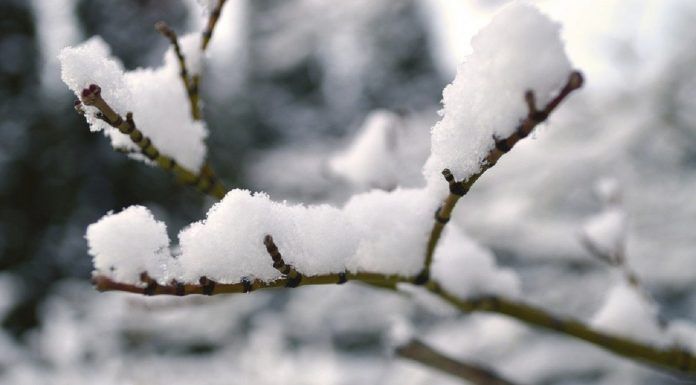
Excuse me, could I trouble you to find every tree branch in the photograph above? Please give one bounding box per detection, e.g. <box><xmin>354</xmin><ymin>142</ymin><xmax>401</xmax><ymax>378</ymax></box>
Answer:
<box><xmin>396</xmin><ymin>339</ymin><xmax>523</xmax><ymax>385</ymax></box>
<box><xmin>416</xmin><ymin>71</ymin><xmax>585</xmax><ymax>284</ymax></box>
<box><xmin>78</xmin><ymin>84</ymin><xmax>227</xmax><ymax>199</ymax></box>
<box><xmin>86</xmin><ymin>70</ymin><xmax>696</xmax><ymax>375</ymax></box>
<box><xmin>92</xmin><ymin>267</ymin><xmax>696</xmax><ymax>376</ymax></box>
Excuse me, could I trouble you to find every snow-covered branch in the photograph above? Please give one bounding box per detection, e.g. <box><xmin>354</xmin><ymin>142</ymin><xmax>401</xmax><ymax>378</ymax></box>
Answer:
<box><xmin>76</xmin><ymin>84</ymin><xmax>226</xmax><ymax>199</ymax></box>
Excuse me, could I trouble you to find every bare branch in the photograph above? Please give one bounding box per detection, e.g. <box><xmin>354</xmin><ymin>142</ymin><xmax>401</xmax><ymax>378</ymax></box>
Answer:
<box><xmin>78</xmin><ymin>84</ymin><xmax>227</xmax><ymax>199</ymax></box>
<box><xmin>396</xmin><ymin>339</ymin><xmax>523</xmax><ymax>385</ymax></box>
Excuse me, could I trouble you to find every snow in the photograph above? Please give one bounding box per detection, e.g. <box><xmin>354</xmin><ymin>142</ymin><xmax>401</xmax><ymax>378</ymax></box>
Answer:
<box><xmin>86</xmin><ymin>206</ymin><xmax>176</xmax><ymax>285</ymax></box>
<box><xmin>581</xmin><ymin>208</ymin><xmax>626</xmax><ymax>261</ymax></box>
<box><xmin>329</xmin><ymin>110</ymin><xmax>403</xmax><ymax>189</ymax></box>
<box><xmin>591</xmin><ymin>281</ymin><xmax>665</xmax><ymax>345</ymax></box>
<box><xmin>343</xmin><ymin>188</ymin><xmax>439</xmax><ymax>276</ymax></box>
<box><xmin>177</xmin><ymin>190</ymin><xmax>357</xmax><ymax>283</ymax></box>
<box><xmin>32</xmin><ymin>0</ymin><xmax>81</xmax><ymax>94</ymax></box>
<box><xmin>666</xmin><ymin>320</ymin><xmax>696</xmax><ymax>353</ymax></box>
<box><xmin>177</xmin><ymin>187</ymin><xmax>438</xmax><ymax>283</ymax></box>
<box><xmin>432</xmin><ymin>226</ymin><xmax>521</xmax><ymax>298</ymax></box>
<box><xmin>424</xmin><ymin>2</ymin><xmax>573</xmax><ymax>184</ymax></box>
<box><xmin>581</xmin><ymin>180</ymin><xmax>626</xmax><ymax>263</ymax></box>
<box><xmin>81</xmin><ymin>2</ymin><xmax>573</xmax><ymax>287</ymax></box>
<box><xmin>92</xmin><ymin>186</ymin><xmax>437</xmax><ymax>285</ymax></box>
<box><xmin>60</xmin><ymin>36</ymin><xmax>208</xmax><ymax>171</ymax></box>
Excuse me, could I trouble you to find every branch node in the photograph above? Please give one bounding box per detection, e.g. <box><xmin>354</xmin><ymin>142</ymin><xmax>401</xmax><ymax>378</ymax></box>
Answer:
<box><xmin>199</xmin><ymin>276</ymin><xmax>216</xmax><ymax>295</ymax></box>
<box><xmin>242</xmin><ymin>277</ymin><xmax>253</xmax><ymax>293</ymax></box>
<box><xmin>171</xmin><ymin>279</ymin><xmax>185</xmax><ymax>296</ymax></box>
<box><xmin>413</xmin><ymin>269</ymin><xmax>430</xmax><ymax>285</ymax></box>
<box><xmin>434</xmin><ymin>207</ymin><xmax>449</xmax><ymax>224</ymax></box>
<box><xmin>140</xmin><ymin>272</ymin><xmax>158</xmax><ymax>296</ymax></box>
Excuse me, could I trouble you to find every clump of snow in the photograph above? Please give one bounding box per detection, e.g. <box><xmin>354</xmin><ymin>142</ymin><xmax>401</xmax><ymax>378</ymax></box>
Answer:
<box><xmin>329</xmin><ymin>110</ymin><xmax>402</xmax><ymax>189</ymax></box>
<box><xmin>60</xmin><ymin>35</ymin><xmax>208</xmax><ymax>171</ymax></box>
<box><xmin>86</xmin><ymin>206</ymin><xmax>176</xmax><ymax>285</ymax></box>
<box><xmin>595</xmin><ymin>177</ymin><xmax>622</xmax><ymax>205</ymax></box>
<box><xmin>591</xmin><ymin>281</ymin><xmax>665</xmax><ymax>345</ymax></box>
<box><xmin>386</xmin><ymin>316</ymin><xmax>415</xmax><ymax>348</ymax></box>
<box><xmin>177</xmin><ymin>190</ymin><xmax>358</xmax><ymax>283</ymax></box>
<box><xmin>666</xmin><ymin>320</ymin><xmax>696</xmax><ymax>353</ymax></box>
<box><xmin>424</xmin><ymin>2</ymin><xmax>573</xmax><ymax>184</ymax></box>
<box><xmin>432</xmin><ymin>226</ymin><xmax>520</xmax><ymax>298</ymax></box>
<box><xmin>344</xmin><ymin>188</ymin><xmax>439</xmax><ymax>276</ymax></box>
<box><xmin>581</xmin><ymin>178</ymin><xmax>627</xmax><ymax>263</ymax></box>
<box><xmin>94</xmin><ymin>185</ymin><xmax>437</xmax><ymax>285</ymax></box>
<box><xmin>581</xmin><ymin>208</ymin><xmax>626</xmax><ymax>261</ymax></box>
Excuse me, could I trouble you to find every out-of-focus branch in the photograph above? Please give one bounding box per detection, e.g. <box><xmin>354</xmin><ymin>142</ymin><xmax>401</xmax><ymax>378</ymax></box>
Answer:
<box><xmin>415</xmin><ymin>71</ymin><xmax>585</xmax><ymax>284</ymax></box>
<box><xmin>78</xmin><ymin>84</ymin><xmax>226</xmax><ymax>199</ymax></box>
<box><xmin>92</xmin><ymin>266</ymin><xmax>696</xmax><ymax>376</ymax></box>
<box><xmin>396</xmin><ymin>339</ymin><xmax>522</xmax><ymax>385</ymax></box>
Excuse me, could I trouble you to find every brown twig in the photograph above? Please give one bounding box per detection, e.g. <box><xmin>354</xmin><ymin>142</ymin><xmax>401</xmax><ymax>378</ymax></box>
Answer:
<box><xmin>201</xmin><ymin>0</ymin><xmax>228</xmax><ymax>51</ymax></box>
<box><xmin>396</xmin><ymin>339</ymin><xmax>523</xmax><ymax>385</ymax></box>
<box><xmin>78</xmin><ymin>84</ymin><xmax>226</xmax><ymax>199</ymax></box>
<box><xmin>264</xmin><ymin>234</ymin><xmax>303</xmax><ymax>288</ymax></box>
<box><xmin>416</xmin><ymin>71</ymin><xmax>584</xmax><ymax>284</ymax></box>
<box><xmin>155</xmin><ymin>21</ymin><xmax>202</xmax><ymax>120</ymax></box>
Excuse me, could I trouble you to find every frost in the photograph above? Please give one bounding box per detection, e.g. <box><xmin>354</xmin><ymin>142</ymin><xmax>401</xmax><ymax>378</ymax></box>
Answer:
<box><xmin>86</xmin><ymin>206</ymin><xmax>175</xmax><ymax>285</ymax></box>
<box><xmin>432</xmin><ymin>226</ymin><xmax>520</xmax><ymax>298</ymax></box>
<box><xmin>424</xmin><ymin>2</ymin><xmax>572</xmax><ymax>184</ymax></box>
<box><xmin>59</xmin><ymin>36</ymin><xmax>208</xmax><ymax>171</ymax></box>
<box><xmin>591</xmin><ymin>281</ymin><xmax>664</xmax><ymax>345</ymax></box>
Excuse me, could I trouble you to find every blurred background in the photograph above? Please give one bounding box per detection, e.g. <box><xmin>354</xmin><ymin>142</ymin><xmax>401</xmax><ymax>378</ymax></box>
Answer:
<box><xmin>0</xmin><ymin>0</ymin><xmax>695</xmax><ymax>383</ymax></box>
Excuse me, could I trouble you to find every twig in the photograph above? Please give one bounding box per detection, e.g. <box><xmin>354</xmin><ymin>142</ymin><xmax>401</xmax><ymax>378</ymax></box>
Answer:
<box><xmin>396</xmin><ymin>339</ymin><xmax>522</xmax><ymax>385</ymax></box>
<box><xmin>416</xmin><ymin>71</ymin><xmax>585</xmax><ymax>284</ymax></box>
<box><xmin>201</xmin><ymin>0</ymin><xmax>228</xmax><ymax>51</ymax></box>
<box><xmin>155</xmin><ymin>21</ymin><xmax>202</xmax><ymax>120</ymax></box>
<box><xmin>78</xmin><ymin>84</ymin><xmax>226</xmax><ymax>199</ymax></box>
<box><xmin>92</xmin><ymin>270</ymin><xmax>696</xmax><ymax>375</ymax></box>
<box><xmin>182</xmin><ymin>0</ymin><xmax>229</xmax><ymax>118</ymax></box>
<box><xmin>264</xmin><ymin>234</ymin><xmax>303</xmax><ymax>288</ymax></box>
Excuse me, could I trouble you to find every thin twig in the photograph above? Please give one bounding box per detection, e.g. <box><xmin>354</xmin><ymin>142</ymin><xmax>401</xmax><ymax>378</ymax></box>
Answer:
<box><xmin>416</xmin><ymin>71</ymin><xmax>585</xmax><ymax>284</ymax></box>
<box><xmin>396</xmin><ymin>339</ymin><xmax>523</xmax><ymax>385</ymax></box>
<box><xmin>264</xmin><ymin>234</ymin><xmax>303</xmax><ymax>288</ymax></box>
<box><xmin>78</xmin><ymin>84</ymin><xmax>226</xmax><ymax>199</ymax></box>
<box><xmin>155</xmin><ymin>21</ymin><xmax>202</xmax><ymax>120</ymax></box>
<box><xmin>201</xmin><ymin>0</ymin><xmax>228</xmax><ymax>51</ymax></box>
